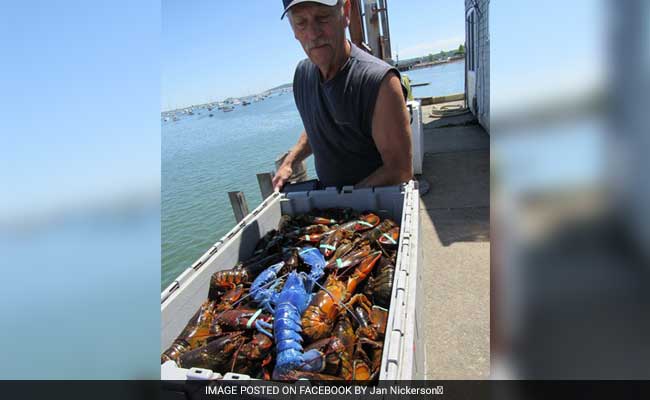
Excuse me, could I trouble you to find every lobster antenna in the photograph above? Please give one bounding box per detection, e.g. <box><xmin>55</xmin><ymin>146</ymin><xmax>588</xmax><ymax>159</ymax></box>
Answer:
<box><xmin>377</xmin><ymin>241</ymin><xmax>391</xmax><ymax>258</ymax></box>
<box><xmin>312</xmin><ymin>279</ymin><xmax>363</xmax><ymax>326</ymax></box>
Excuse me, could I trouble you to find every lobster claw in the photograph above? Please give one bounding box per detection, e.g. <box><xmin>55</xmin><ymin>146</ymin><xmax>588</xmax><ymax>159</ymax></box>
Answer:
<box><xmin>301</xmin><ymin>348</ymin><xmax>327</xmax><ymax>372</ymax></box>
<box><xmin>298</xmin><ymin>247</ymin><xmax>326</xmax><ymax>291</ymax></box>
<box><xmin>251</xmin><ymin>261</ymin><xmax>285</xmax><ymax>312</ymax></box>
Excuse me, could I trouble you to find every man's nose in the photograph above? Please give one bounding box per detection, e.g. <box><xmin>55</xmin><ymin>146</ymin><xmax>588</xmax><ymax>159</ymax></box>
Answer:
<box><xmin>304</xmin><ymin>20</ymin><xmax>323</xmax><ymax>41</ymax></box>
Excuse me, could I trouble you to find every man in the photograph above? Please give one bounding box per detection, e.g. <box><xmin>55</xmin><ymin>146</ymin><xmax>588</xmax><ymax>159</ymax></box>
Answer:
<box><xmin>272</xmin><ymin>0</ymin><xmax>413</xmax><ymax>191</ymax></box>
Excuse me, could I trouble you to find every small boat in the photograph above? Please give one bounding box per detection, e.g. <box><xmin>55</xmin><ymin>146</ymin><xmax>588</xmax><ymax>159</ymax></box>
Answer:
<box><xmin>242</xmin><ymin>100</ymin><xmax>251</xmax><ymax>106</ymax></box>
<box><xmin>222</xmin><ymin>106</ymin><xmax>234</xmax><ymax>112</ymax></box>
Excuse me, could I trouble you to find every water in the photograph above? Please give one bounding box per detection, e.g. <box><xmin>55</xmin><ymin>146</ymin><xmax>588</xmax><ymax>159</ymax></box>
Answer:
<box><xmin>403</xmin><ymin>60</ymin><xmax>465</xmax><ymax>98</ymax></box>
<box><xmin>162</xmin><ymin>63</ymin><xmax>464</xmax><ymax>289</ymax></box>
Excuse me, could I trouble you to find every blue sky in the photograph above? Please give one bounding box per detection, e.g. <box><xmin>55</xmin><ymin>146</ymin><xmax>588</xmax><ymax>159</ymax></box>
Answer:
<box><xmin>162</xmin><ymin>0</ymin><xmax>466</xmax><ymax>110</ymax></box>
<box><xmin>1</xmin><ymin>1</ymin><xmax>161</xmax><ymax>224</ymax></box>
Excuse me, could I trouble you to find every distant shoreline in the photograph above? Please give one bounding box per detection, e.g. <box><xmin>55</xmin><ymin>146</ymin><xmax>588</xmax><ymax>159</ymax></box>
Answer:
<box><xmin>163</xmin><ymin>57</ymin><xmax>464</xmax><ymax>113</ymax></box>
<box><xmin>398</xmin><ymin>56</ymin><xmax>464</xmax><ymax>72</ymax></box>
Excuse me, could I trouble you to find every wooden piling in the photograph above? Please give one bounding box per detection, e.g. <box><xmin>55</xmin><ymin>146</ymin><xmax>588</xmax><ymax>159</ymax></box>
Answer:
<box><xmin>256</xmin><ymin>173</ymin><xmax>274</xmax><ymax>199</ymax></box>
<box><xmin>228</xmin><ymin>191</ymin><xmax>249</xmax><ymax>223</ymax></box>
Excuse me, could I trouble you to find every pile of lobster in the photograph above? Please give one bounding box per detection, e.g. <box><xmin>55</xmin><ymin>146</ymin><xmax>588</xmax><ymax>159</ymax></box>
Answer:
<box><xmin>161</xmin><ymin>208</ymin><xmax>399</xmax><ymax>381</ymax></box>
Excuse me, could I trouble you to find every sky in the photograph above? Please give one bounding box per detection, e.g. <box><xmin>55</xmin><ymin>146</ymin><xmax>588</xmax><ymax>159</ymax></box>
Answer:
<box><xmin>161</xmin><ymin>0</ymin><xmax>466</xmax><ymax>110</ymax></box>
<box><xmin>1</xmin><ymin>0</ymin><xmax>161</xmax><ymax>224</ymax></box>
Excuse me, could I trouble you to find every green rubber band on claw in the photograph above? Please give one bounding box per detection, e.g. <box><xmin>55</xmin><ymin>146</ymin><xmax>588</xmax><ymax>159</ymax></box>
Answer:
<box><xmin>246</xmin><ymin>308</ymin><xmax>263</xmax><ymax>329</ymax></box>
<box><xmin>336</xmin><ymin>258</ymin><xmax>343</xmax><ymax>268</ymax></box>
<box><xmin>305</xmin><ymin>235</ymin><xmax>310</xmax><ymax>241</ymax></box>
<box><xmin>358</xmin><ymin>220</ymin><xmax>374</xmax><ymax>227</ymax></box>
<box><xmin>319</xmin><ymin>244</ymin><xmax>336</xmax><ymax>251</ymax></box>
<box><xmin>381</xmin><ymin>233</ymin><xmax>397</xmax><ymax>244</ymax></box>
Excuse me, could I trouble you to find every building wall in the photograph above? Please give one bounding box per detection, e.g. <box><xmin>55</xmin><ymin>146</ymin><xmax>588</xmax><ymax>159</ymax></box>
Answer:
<box><xmin>465</xmin><ymin>0</ymin><xmax>490</xmax><ymax>133</ymax></box>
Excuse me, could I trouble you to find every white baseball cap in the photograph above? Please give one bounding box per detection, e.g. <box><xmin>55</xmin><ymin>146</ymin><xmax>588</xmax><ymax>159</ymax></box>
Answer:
<box><xmin>281</xmin><ymin>0</ymin><xmax>339</xmax><ymax>20</ymax></box>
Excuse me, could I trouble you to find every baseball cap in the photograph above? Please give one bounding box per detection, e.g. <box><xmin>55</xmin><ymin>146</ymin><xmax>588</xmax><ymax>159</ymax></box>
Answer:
<box><xmin>281</xmin><ymin>0</ymin><xmax>339</xmax><ymax>20</ymax></box>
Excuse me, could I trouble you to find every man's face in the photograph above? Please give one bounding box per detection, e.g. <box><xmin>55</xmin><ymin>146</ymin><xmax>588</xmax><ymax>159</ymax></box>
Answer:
<box><xmin>289</xmin><ymin>1</ymin><xmax>350</xmax><ymax>70</ymax></box>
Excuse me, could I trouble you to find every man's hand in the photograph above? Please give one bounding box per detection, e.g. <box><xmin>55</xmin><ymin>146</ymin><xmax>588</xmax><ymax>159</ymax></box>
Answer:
<box><xmin>273</xmin><ymin>131</ymin><xmax>312</xmax><ymax>192</ymax></box>
<box><xmin>272</xmin><ymin>162</ymin><xmax>293</xmax><ymax>192</ymax></box>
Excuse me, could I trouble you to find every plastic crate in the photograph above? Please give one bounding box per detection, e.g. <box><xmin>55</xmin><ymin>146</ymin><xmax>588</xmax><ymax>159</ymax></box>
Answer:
<box><xmin>408</xmin><ymin>100</ymin><xmax>424</xmax><ymax>175</ymax></box>
<box><xmin>161</xmin><ymin>181</ymin><xmax>425</xmax><ymax>380</ymax></box>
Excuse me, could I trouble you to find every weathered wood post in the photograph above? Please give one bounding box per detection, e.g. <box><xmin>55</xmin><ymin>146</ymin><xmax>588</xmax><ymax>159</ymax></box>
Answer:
<box><xmin>228</xmin><ymin>191</ymin><xmax>249</xmax><ymax>223</ymax></box>
<box><xmin>256</xmin><ymin>173</ymin><xmax>274</xmax><ymax>199</ymax></box>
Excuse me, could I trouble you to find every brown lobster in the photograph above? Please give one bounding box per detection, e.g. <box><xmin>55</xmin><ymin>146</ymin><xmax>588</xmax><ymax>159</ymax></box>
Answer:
<box><xmin>364</xmin><ymin>256</ymin><xmax>395</xmax><ymax>309</ymax></box>
<box><xmin>214</xmin><ymin>284</ymin><xmax>245</xmax><ymax>312</ymax></box>
<box><xmin>318</xmin><ymin>227</ymin><xmax>354</xmax><ymax>258</ymax></box>
<box><xmin>362</xmin><ymin>219</ymin><xmax>397</xmax><ymax>242</ymax></box>
<box><xmin>213</xmin><ymin>308</ymin><xmax>272</xmax><ymax>332</ymax></box>
<box><xmin>231</xmin><ymin>332</ymin><xmax>274</xmax><ymax>378</ymax></box>
<box><xmin>301</xmin><ymin>250</ymin><xmax>382</xmax><ymax>341</ymax></box>
<box><xmin>339</xmin><ymin>213</ymin><xmax>381</xmax><ymax>232</ymax></box>
<box><xmin>176</xmin><ymin>331</ymin><xmax>247</xmax><ymax>371</ymax></box>
<box><xmin>161</xmin><ymin>300</ymin><xmax>216</xmax><ymax>363</ymax></box>
<box><xmin>377</xmin><ymin>226</ymin><xmax>400</xmax><ymax>247</ymax></box>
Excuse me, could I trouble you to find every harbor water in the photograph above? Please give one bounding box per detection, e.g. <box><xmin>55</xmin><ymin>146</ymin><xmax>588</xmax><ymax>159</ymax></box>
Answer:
<box><xmin>162</xmin><ymin>62</ymin><xmax>465</xmax><ymax>289</ymax></box>
<box><xmin>405</xmin><ymin>59</ymin><xmax>465</xmax><ymax>98</ymax></box>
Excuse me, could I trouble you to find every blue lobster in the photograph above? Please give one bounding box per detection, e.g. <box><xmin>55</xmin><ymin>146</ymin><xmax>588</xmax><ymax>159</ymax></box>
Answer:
<box><xmin>250</xmin><ymin>247</ymin><xmax>328</xmax><ymax>379</ymax></box>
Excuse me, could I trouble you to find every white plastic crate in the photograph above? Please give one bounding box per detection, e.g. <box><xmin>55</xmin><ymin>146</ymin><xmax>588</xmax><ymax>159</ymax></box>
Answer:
<box><xmin>161</xmin><ymin>181</ymin><xmax>424</xmax><ymax>381</ymax></box>
<box><xmin>408</xmin><ymin>100</ymin><xmax>424</xmax><ymax>175</ymax></box>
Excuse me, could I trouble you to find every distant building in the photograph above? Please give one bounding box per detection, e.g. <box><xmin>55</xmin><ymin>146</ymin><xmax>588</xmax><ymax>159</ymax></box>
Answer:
<box><xmin>465</xmin><ymin>0</ymin><xmax>490</xmax><ymax>132</ymax></box>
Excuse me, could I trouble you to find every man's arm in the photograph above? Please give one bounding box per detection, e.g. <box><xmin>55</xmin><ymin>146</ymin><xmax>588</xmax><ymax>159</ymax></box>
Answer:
<box><xmin>356</xmin><ymin>73</ymin><xmax>413</xmax><ymax>188</ymax></box>
<box><xmin>272</xmin><ymin>130</ymin><xmax>312</xmax><ymax>191</ymax></box>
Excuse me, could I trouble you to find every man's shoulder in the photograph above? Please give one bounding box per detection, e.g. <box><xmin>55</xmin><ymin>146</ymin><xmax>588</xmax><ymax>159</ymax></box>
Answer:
<box><xmin>295</xmin><ymin>58</ymin><xmax>316</xmax><ymax>79</ymax></box>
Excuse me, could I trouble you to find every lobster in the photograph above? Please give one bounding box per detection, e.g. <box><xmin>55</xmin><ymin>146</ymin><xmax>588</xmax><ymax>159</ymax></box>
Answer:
<box><xmin>353</xmin><ymin>300</ymin><xmax>389</xmax><ymax>341</ymax></box>
<box><xmin>364</xmin><ymin>256</ymin><xmax>395</xmax><ymax>308</ymax></box>
<box><xmin>339</xmin><ymin>213</ymin><xmax>381</xmax><ymax>232</ymax></box>
<box><xmin>251</xmin><ymin>247</ymin><xmax>326</xmax><ymax>312</ymax></box>
<box><xmin>209</xmin><ymin>249</ymin><xmax>290</xmax><ymax>294</ymax></box>
<box><xmin>351</xmin><ymin>345</ymin><xmax>374</xmax><ymax>380</ymax></box>
<box><xmin>362</xmin><ymin>219</ymin><xmax>397</xmax><ymax>242</ymax></box>
<box><xmin>250</xmin><ymin>261</ymin><xmax>287</xmax><ymax>313</ymax></box>
<box><xmin>231</xmin><ymin>332</ymin><xmax>275</xmax><ymax>378</ymax></box>
<box><xmin>176</xmin><ymin>331</ymin><xmax>247</xmax><ymax>370</ymax></box>
<box><xmin>301</xmin><ymin>250</ymin><xmax>382</xmax><ymax>342</ymax></box>
<box><xmin>298</xmin><ymin>214</ymin><xmax>339</xmax><ymax>226</ymax></box>
<box><xmin>325</xmin><ymin>243</ymin><xmax>372</xmax><ymax>270</ymax></box>
<box><xmin>161</xmin><ymin>300</ymin><xmax>216</xmax><ymax>363</ymax></box>
<box><xmin>328</xmin><ymin>314</ymin><xmax>357</xmax><ymax>379</ymax></box>
<box><xmin>303</xmin><ymin>336</ymin><xmax>348</xmax><ymax>376</ymax></box>
<box><xmin>298</xmin><ymin>228</ymin><xmax>337</xmax><ymax>244</ymax></box>
<box><xmin>377</xmin><ymin>226</ymin><xmax>400</xmax><ymax>247</ymax></box>
<box><xmin>359</xmin><ymin>338</ymin><xmax>383</xmax><ymax>380</ymax></box>
<box><xmin>209</xmin><ymin>268</ymin><xmax>251</xmax><ymax>294</ymax></box>
<box><xmin>214</xmin><ymin>284</ymin><xmax>245</xmax><ymax>312</ymax></box>
<box><xmin>213</xmin><ymin>308</ymin><xmax>273</xmax><ymax>335</ymax></box>
<box><xmin>319</xmin><ymin>227</ymin><xmax>354</xmax><ymax>258</ymax></box>
<box><xmin>264</xmin><ymin>248</ymin><xmax>328</xmax><ymax>380</ymax></box>
<box><xmin>272</xmin><ymin>272</ymin><xmax>326</xmax><ymax>380</ymax></box>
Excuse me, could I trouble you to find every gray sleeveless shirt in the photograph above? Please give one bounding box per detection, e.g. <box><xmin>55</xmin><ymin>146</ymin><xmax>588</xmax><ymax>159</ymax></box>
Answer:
<box><xmin>293</xmin><ymin>42</ymin><xmax>406</xmax><ymax>187</ymax></box>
